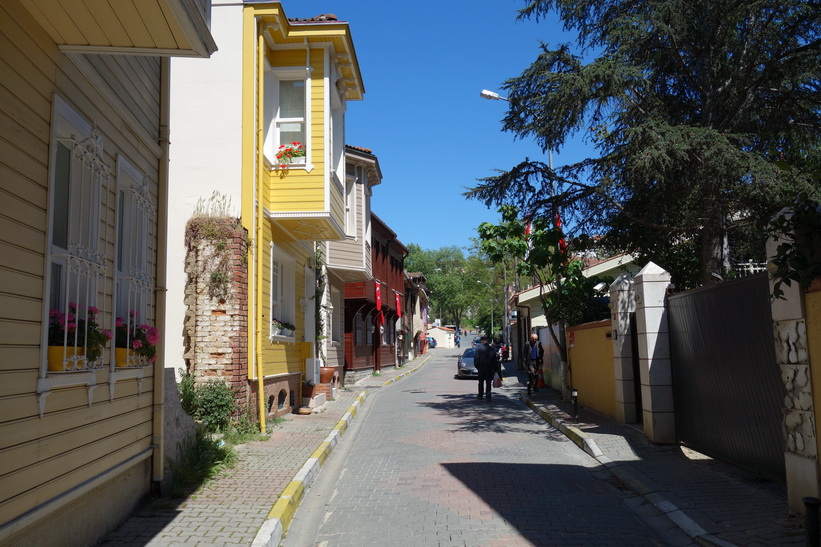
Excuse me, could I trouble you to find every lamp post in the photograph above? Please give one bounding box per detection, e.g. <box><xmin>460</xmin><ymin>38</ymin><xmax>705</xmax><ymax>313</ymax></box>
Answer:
<box><xmin>481</xmin><ymin>88</ymin><xmax>568</xmax><ymax>395</ymax></box>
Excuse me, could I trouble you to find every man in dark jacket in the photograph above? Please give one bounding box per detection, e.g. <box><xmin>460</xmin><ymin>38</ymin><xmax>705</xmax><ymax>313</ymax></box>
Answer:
<box><xmin>474</xmin><ymin>336</ymin><xmax>501</xmax><ymax>401</ymax></box>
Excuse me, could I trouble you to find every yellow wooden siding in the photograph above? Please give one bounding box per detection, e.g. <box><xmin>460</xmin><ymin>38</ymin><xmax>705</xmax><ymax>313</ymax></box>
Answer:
<box><xmin>259</xmin><ymin>223</ymin><xmax>310</xmax><ymax>378</ymax></box>
<box><xmin>0</xmin><ymin>377</ymin><xmax>149</xmax><ymax>448</ymax></box>
<box><xmin>0</xmin><ymin>419</ymin><xmax>152</xmax><ymax>525</ymax></box>
<box><xmin>265</xmin><ymin>51</ymin><xmax>327</xmax><ymax>213</ymax></box>
<box><xmin>0</xmin><ymin>402</ymin><xmax>152</xmax><ymax>476</ymax></box>
<box><xmin>0</xmin><ymin>1</ymin><xmax>163</xmax><ymax>529</ymax></box>
<box><xmin>85</xmin><ymin>54</ymin><xmax>162</xmax><ymax>138</ymax></box>
<box><xmin>19</xmin><ymin>0</ymin><xmax>214</xmax><ymax>55</ymax></box>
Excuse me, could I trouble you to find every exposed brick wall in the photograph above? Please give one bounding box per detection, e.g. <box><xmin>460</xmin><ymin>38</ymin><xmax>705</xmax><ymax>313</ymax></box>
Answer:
<box><xmin>184</xmin><ymin>219</ymin><xmax>252</xmax><ymax>414</ymax></box>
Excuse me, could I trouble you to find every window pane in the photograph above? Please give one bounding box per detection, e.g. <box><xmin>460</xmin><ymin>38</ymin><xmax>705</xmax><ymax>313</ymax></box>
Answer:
<box><xmin>52</xmin><ymin>142</ymin><xmax>71</xmax><ymax>250</ymax></box>
<box><xmin>279</xmin><ymin>80</ymin><xmax>305</xmax><ymax>118</ymax></box>
<box><xmin>279</xmin><ymin>122</ymin><xmax>304</xmax><ymax>146</ymax></box>
<box><xmin>117</xmin><ymin>190</ymin><xmax>126</xmax><ymax>271</ymax></box>
<box><xmin>49</xmin><ymin>262</ymin><xmax>63</xmax><ymax>310</ymax></box>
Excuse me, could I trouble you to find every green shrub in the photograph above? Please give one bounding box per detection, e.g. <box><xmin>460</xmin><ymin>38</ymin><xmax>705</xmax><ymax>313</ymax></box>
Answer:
<box><xmin>178</xmin><ymin>368</ymin><xmax>197</xmax><ymax>416</ymax></box>
<box><xmin>195</xmin><ymin>380</ymin><xmax>235</xmax><ymax>432</ymax></box>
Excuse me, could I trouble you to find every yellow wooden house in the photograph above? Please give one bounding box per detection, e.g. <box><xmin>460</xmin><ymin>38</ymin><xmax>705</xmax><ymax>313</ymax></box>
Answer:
<box><xmin>0</xmin><ymin>0</ymin><xmax>215</xmax><ymax>544</ymax></box>
<box><xmin>165</xmin><ymin>3</ymin><xmax>364</xmax><ymax>425</ymax></box>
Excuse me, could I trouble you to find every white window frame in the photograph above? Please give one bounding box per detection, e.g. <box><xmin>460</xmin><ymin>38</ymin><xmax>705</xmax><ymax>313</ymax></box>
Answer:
<box><xmin>42</xmin><ymin>96</ymin><xmax>112</xmax><ymax>373</ymax></box>
<box><xmin>270</xmin><ymin>243</ymin><xmax>296</xmax><ymax>338</ymax></box>
<box><xmin>345</xmin><ymin>172</ymin><xmax>357</xmax><ymax>238</ymax></box>
<box><xmin>114</xmin><ymin>155</ymin><xmax>155</xmax><ymax>364</ymax></box>
<box><xmin>263</xmin><ymin>63</ymin><xmax>311</xmax><ymax>167</ymax></box>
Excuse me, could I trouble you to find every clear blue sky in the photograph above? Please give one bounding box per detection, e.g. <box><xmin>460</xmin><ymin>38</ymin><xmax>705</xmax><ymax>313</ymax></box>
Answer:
<box><xmin>284</xmin><ymin>1</ymin><xmax>588</xmax><ymax>252</ymax></box>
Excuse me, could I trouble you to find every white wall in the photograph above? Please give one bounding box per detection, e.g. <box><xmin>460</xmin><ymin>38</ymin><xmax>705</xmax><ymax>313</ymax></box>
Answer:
<box><xmin>165</xmin><ymin>2</ymin><xmax>244</xmax><ymax>373</ymax></box>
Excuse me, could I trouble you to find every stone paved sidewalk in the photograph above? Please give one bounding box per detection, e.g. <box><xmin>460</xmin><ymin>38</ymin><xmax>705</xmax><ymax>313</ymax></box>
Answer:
<box><xmin>100</xmin><ymin>355</ymin><xmax>433</xmax><ymax>547</ymax></box>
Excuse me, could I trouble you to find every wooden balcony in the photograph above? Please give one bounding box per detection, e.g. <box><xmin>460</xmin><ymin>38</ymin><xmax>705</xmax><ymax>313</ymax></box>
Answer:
<box><xmin>22</xmin><ymin>0</ymin><xmax>217</xmax><ymax>57</ymax></box>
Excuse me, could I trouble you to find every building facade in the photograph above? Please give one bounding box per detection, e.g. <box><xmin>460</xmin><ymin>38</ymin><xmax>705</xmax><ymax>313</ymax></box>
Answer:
<box><xmin>0</xmin><ymin>0</ymin><xmax>216</xmax><ymax>544</ymax></box>
<box><xmin>166</xmin><ymin>2</ymin><xmax>364</xmax><ymax>421</ymax></box>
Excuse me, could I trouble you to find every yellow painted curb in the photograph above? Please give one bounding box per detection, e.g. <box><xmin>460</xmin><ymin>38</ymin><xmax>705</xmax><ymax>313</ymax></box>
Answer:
<box><xmin>310</xmin><ymin>442</ymin><xmax>332</xmax><ymax>465</ymax></box>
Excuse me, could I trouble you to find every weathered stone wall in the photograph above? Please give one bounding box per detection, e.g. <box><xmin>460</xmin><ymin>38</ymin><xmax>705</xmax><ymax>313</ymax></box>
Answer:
<box><xmin>183</xmin><ymin>219</ymin><xmax>251</xmax><ymax>412</ymax></box>
<box><xmin>777</xmin><ymin>320</ymin><xmax>814</xmax><ymax>457</ymax></box>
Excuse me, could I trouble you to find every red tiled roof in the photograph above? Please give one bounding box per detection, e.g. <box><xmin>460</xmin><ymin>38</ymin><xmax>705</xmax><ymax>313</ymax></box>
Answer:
<box><xmin>288</xmin><ymin>14</ymin><xmax>343</xmax><ymax>23</ymax></box>
<box><xmin>346</xmin><ymin>144</ymin><xmax>373</xmax><ymax>154</ymax></box>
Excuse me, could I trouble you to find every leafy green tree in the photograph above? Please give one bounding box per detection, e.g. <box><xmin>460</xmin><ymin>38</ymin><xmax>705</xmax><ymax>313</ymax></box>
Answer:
<box><xmin>478</xmin><ymin>205</ymin><xmax>610</xmax><ymax>364</ymax></box>
<box><xmin>406</xmin><ymin>245</ymin><xmax>478</xmax><ymax>330</ymax></box>
<box><xmin>467</xmin><ymin>0</ymin><xmax>820</xmax><ymax>288</ymax></box>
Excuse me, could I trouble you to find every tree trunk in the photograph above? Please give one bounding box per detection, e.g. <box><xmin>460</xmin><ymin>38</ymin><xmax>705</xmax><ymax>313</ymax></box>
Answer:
<box><xmin>701</xmin><ymin>215</ymin><xmax>730</xmax><ymax>285</ymax></box>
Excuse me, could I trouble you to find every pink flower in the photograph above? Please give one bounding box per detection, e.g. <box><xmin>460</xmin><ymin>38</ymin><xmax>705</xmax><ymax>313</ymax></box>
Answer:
<box><xmin>116</xmin><ymin>317</ymin><xmax>124</xmax><ymax>327</ymax></box>
<box><xmin>102</xmin><ymin>330</ymin><xmax>113</xmax><ymax>340</ymax></box>
<box><xmin>144</xmin><ymin>326</ymin><xmax>159</xmax><ymax>346</ymax></box>
<box><xmin>66</xmin><ymin>322</ymin><xmax>77</xmax><ymax>331</ymax></box>
<box><xmin>88</xmin><ymin>306</ymin><xmax>99</xmax><ymax>315</ymax></box>
<box><xmin>131</xmin><ymin>339</ymin><xmax>143</xmax><ymax>349</ymax></box>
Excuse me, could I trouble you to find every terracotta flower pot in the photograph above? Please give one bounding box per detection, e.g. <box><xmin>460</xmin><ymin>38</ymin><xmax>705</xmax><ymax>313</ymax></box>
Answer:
<box><xmin>319</xmin><ymin>366</ymin><xmax>335</xmax><ymax>384</ymax></box>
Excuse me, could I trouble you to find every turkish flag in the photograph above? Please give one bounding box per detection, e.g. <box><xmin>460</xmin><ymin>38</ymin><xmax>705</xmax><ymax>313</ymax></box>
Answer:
<box><xmin>555</xmin><ymin>212</ymin><xmax>568</xmax><ymax>263</ymax></box>
<box><xmin>375</xmin><ymin>283</ymin><xmax>382</xmax><ymax>311</ymax></box>
<box><xmin>395</xmin><ymin>292</ymin><xmax>402</xmax><ymax>317</ymax></box>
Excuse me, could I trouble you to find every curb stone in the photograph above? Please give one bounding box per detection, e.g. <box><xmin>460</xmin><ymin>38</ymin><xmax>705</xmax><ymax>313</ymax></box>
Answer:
<box><xmin>251</xmin><ymin>357</ymin><xmax>431</xmax><ymax>547</ymax></box>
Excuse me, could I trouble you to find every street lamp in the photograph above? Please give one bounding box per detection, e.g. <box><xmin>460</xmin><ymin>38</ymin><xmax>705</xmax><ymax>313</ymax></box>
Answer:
<box><xmin>480</xmin><ymin>89</ymin><xmax>554</xmax><ymax>176</ymax></box>
<box><xmin>481</xmin><ymin>87</ymin><xmax>566</xmax><ymax>389</ymax></box>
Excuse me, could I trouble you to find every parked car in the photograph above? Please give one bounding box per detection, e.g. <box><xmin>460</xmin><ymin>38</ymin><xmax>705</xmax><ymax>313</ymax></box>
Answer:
<box><xmin>426</xmin><ymin>336</ymin><xmax>437</xmax><ymax>348</ymax></box>
<box><xmin>472</xmin><ymin>336</ymin><xmax>482</xmax><ymax>347</ymax></box>
<box><xmin>456</xmin><ymin>347</ymin><xmax>478</xmax><ymax>378</ymax></box>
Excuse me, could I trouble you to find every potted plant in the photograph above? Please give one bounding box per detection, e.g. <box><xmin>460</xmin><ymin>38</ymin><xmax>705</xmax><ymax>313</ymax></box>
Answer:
<box><xmin>115</xmin><ymin>312</ymin><xmax>159</xmax><ymax>367</ymax></box>
<box><xmin>281</xmin><ymin>321</ymin><xmax>296</xmax><ymax>336</ymax></box>
<box><xmin>47</xmin><ymin>304</ymin><xmax>112</xmax><ymax>371</ymax></box>
<box><xmin>271</xmin><ymin>318</ymin><xmax>283</xmax><ymax>336</ymax></box>
<box><xmin>274</xmin><ymin>142</ymin><xmax>306</xmax><ymax>168</ymax></box>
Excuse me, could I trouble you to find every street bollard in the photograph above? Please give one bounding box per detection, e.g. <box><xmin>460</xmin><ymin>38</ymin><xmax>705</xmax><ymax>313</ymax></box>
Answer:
<box><xmin>805</xmin><ymin>496</ymin><xmax>821</xmax><ymax>547</ymax></box>
<box><xmin>571</xmin><ymin>387</ymin><xmax>579</xmax><ymax>422</ymax></box>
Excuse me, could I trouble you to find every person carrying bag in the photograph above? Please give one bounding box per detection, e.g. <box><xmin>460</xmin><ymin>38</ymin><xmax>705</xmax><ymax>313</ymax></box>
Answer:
<box><xmin>475</xmin><ymin>336</ymin><xmax>502</xmax><ymax>401</ymax></box>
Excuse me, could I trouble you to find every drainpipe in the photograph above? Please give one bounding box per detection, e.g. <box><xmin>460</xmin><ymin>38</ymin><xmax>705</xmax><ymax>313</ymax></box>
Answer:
<box><xmin>255</xmin><ymin>28</ymin><xmax>267</xmax><ymax>433</ymax></box>
<box><xmin>152</xmin><ymin>56</ymin><xmax>171</xmax><ymax>490</ymax></box>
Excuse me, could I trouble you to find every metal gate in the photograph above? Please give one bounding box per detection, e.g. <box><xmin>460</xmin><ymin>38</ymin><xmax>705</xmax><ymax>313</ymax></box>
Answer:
<box><xmin>668</xmin><ymin>273</ymin><xmax>785</xmax><ymax>479</ymax></box>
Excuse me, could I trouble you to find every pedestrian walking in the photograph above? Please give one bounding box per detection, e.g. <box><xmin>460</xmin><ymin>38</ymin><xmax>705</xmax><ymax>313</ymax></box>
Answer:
<box><xmin>474</xmin><ymin>335</ymin><xmax>501</xmax><ymax>401</ymax></box>
<box><xmin>527</xmin><ymin>333</ymin><xmax>544</xmax><ymax>396</ymax></box>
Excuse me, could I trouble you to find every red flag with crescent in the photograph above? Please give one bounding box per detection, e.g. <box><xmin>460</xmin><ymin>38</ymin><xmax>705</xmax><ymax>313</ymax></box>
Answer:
<box><xmin>375</xmin><ymin>283</ymin><xmax>382</xmax><ymax>311</ymax></box>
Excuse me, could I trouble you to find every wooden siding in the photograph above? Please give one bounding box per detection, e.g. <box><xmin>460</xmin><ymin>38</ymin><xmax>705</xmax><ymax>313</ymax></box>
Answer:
<box><xmin>258</xmin><ymin>222</ymin><xmax>312</xmax><ymax>378</ymax></box>
<box><xmin>19</xmin><ymin>0</ymin><xmax>216</xmax><ymax>57</ymax></box>
<box><xmin>266</xmin><ymin>49</ymin><xmax>326</xmax><ymax>213</ymax></box>
<box><xmin>85</xmin><ymin>55</ymin><xmax>162</xmax><ymax>140</ymax></box>
<box><xmin>0</xmin><ymin>1</ymin><xmax>161</xmax><ymax>533</ymax></box>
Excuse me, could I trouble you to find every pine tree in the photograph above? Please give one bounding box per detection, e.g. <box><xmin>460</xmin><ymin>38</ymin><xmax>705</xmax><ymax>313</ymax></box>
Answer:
<box><xmin>467</xmin><ymin>0</ymin><xmax>820</xmax><ymax>287</ymax></box>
